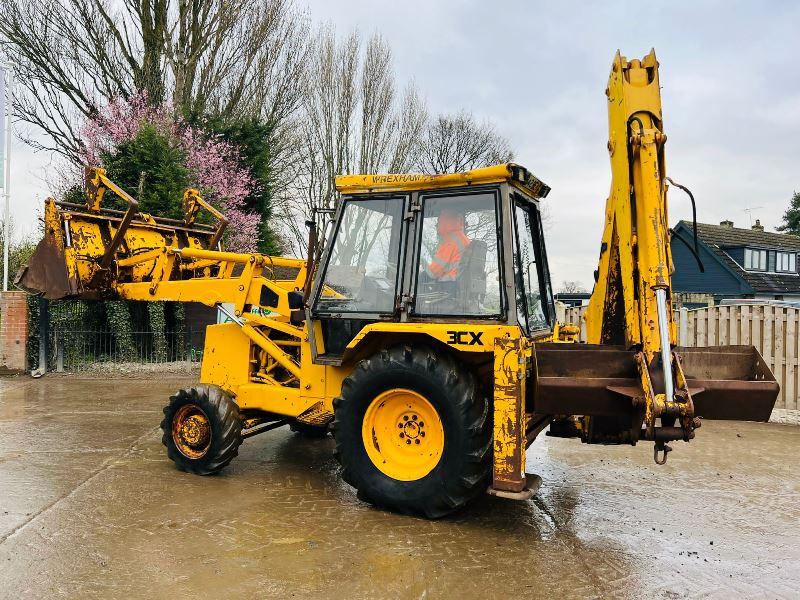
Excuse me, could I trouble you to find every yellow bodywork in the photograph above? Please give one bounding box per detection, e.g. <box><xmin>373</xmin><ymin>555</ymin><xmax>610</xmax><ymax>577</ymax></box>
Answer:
<box><xmin>335</xmin><ymin>163</ymin><xmax>550</xmax><ymax>200</ymax></box>
<box><xmin>585</xmin><ymin>49</ymin><xmax>675</xmax><ymax>357</ymax></box>
<box><xmin>582</xmin><ymin>50</ymin><xmax>692</xmax><ymax>443</ymax></box>
<box><xmin>20</xmin><ymin>50</ymin><xmax>776</xmax><ymax>508</ymax></box>
<box><xmin>197</xmin><ymin>316</ymin><xmax>532</xmax><ymax>492</ymax></box>
<box><xmin>22</xmin><ymin>160</ymin><xmax>542</xmax><ymax>496</ymax></box>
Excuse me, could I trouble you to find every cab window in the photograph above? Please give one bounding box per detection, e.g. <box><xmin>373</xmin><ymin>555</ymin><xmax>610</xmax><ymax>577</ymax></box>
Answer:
<box><xmin>513</xmin><ymin>199</ymin><xmax>553</xmax><ymax>332</ymax></box>
<box><xmin>413</xmin><ymin>191</ymin><xmax>502</xmax><ymax>317</ymax></box>
<box><xmin>314</xmin><ymin>198</ymin><xmax>404</xmax><ymax>314</ymax></box>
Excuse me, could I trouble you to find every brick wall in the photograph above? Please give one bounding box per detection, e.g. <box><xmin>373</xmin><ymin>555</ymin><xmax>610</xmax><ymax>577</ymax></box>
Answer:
<box><xmin>0</xmin><ymin>291</ymin><xmax>29</xmax><ymax>373</ymax></box>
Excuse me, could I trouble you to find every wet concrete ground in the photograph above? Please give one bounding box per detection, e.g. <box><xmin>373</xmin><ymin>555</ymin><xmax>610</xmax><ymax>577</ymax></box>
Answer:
<box><xmin>1</xmin><ymin>376</ymin><xmax>798</xmax><ymax>599</ymax></box>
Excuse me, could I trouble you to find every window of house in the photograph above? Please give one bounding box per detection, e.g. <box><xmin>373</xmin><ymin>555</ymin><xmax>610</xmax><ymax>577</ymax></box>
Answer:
<box><xmin>776</xmin><ymin>251</ymin><xmax>797</xmax><ymax>273</ymax></box>
<box><xmin>744</xmin><ymin>248</ymin><xmax>767</xmax><ymax>271</ymax></box>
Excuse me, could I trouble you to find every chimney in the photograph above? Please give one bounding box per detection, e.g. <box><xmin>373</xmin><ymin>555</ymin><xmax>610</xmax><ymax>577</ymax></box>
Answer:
<box><xmin>752</xmin><ymin>219</ymin><xmax>764</xmax><ymax>232</ymax></box>
<box><xmin>720</xmin><ymin>219</ymin><xmax>734</xmax><ymax>228</ymax></box>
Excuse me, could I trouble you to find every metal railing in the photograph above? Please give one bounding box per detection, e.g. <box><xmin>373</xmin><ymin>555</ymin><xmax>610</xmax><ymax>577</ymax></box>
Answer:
<box><xmin>48</xmin><ymin>328</ymin><xmax>204</xmax><ymax>372</ymax></box>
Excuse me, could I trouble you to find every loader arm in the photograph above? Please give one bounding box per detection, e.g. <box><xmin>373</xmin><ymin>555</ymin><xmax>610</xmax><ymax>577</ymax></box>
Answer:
<box><xmin>18</xmin><ymin>166</ymin><xmax>306</xmax><ymax>310</ymax></box>
<box><xmin>17</xmin><ymin>167</ymin><xmax>312</xmax><ymax>389</ymax></box>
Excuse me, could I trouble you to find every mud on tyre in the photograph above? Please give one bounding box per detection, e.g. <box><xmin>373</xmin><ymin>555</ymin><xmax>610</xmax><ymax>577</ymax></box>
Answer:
<box><xmin>161</xmin><ymin>385</ymin><xmax>243</xmax><ymax>475</ymax></box>
<box><xmin>332</xmin><ymin>345</ymin><xmax>491</xmax><ymax>518</ymax></box>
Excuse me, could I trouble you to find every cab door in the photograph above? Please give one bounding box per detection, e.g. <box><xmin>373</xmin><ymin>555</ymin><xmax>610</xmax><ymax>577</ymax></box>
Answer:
<box><xmin>409</xmin><ymin>187</ymin><xmax>506</xmax><ymax>320</ymax></box>
<box><xmin>310</xmin><ymin>195</ymin><xmax>407</xmax><ymax>358</ymax></box>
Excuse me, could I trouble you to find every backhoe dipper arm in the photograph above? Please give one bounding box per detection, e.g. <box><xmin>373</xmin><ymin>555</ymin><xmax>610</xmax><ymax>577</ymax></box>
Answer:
<box><xmin>585</xmin><ymin>49</ymin><xmax>674</xmax><ymax>358</ymax></box>
<box><xmin>583</xmin><ymin>50</ymin><xmax>693</xmax><ymax>452</ymax></box>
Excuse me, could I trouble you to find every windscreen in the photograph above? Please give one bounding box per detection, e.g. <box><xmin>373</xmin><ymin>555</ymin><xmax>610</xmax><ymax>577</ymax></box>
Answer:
<box><xmin>314</xmin><ymin>198</ymin><xmax>404</xmax><ymax>314</ymax></box>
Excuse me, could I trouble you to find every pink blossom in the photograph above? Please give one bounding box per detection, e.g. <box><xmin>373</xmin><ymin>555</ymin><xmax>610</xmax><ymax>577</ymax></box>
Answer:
<box><xmin>76</xmin><ymin>93</ymin><xmax>262</xmax><ymax>252</ymax></box>
<box><xmin>78</xmin><ymin>92</ymin><xmax>176</xmax><ymax>165</ymax></box>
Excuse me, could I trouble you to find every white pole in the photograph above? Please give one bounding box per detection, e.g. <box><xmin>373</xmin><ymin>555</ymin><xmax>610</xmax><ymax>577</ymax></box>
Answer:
<box><xmin>2</xmin><ymin>65</ymin><xmax>11</xmax><ymax>292</ymax></box>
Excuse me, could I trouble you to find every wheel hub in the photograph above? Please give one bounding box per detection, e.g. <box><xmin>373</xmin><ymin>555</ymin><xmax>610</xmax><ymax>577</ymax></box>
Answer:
<box><xmin>172</xmin><ymin>404</ymin><xmax>212</xmax><ymax>459</ymax></box>
<box><xmin>399</xmin><ymin>413</ymin><xmax>425</xmax><ymax>442</ymax></box>
<box><xmin>181</xmin><ymin>415</ymin><xmax>210</xmax><ymax>447</ymax></box>
<box><xmin>362</xmin><ymin>389</ymin><xmax>444</xmax><ymax>481</ymax></box>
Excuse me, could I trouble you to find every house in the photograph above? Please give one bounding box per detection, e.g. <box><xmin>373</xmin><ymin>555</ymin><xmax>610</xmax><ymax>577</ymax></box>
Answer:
<box><xmin>671</xmin><ymin>219</ymin><xmax>800</xmax><ymax>307</ymax></box>
<box><xmin>553</xmin><ymin>292</ymin><xmax>591</xmax><ymax>307</ymax></box>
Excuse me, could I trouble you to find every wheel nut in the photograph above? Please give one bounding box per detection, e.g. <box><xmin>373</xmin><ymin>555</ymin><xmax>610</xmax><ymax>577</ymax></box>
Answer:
<box><xmin>403</xmin><ymin>415</ymin><xmax>409</xmax><ymax>421</ymax></box>
<box><xmin>406</xmin><ymin>440</ymin><xmax>411</xmax><ymax>445</ymax></box>
<box><xmin>412</xmin><ymin>414</ymin><xmax>418</xmax><ymax>421</ymax></box>
<box><xmin>415</xmin><ymin>439</ymin><xmax>420</xmax><ymax>444</ymax></box>
<box><xmin>397</xmin><ymin>423</ymin><xmax>403</xmax><ymax>428</ymax></box>
<box><xmin>421</xmin><ymin>432</ymin><xmax>425</xmax><ymax>437</ymax></box>
<box><xmin>419</xmin><ymin>422</ymin><xmax>424</xmax><ymax>427</ymax></box>
<box><xmin>399</xmin><ymin>433</ymin><xmax>404</xmax><ymax>438</ymax></box>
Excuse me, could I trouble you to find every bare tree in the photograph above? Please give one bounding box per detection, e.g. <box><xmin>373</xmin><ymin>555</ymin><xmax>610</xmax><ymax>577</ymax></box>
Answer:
<box><xmin>558</xmin><ymin>280</ymin><xmax>587</xmax><ymax>294</ymax></box>
<box><xmin>277</xmin><ymin>27</ymin><xmax>427</xmax><ymax>254</ymax></box>
<box><xmin>415</xmin><ymin>110</ymin><xmax>513</xmax><ymax>174</ymax></box>
<box><xmin>0</xmin><ymin>0</ymin><xmax>310</xmax><ymax>161</ymax></box>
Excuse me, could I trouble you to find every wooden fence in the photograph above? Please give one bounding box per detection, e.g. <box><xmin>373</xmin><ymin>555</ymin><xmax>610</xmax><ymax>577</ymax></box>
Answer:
<box><xmin>559</xmin><ymin>303</ymin><xmax>798</xmax><ymax>410</ymax></box>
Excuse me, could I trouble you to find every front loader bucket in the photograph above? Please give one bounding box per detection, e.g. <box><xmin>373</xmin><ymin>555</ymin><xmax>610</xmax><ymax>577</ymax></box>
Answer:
<box><xmin>533</xmin><ymin>343</ymin><xmax>779</xmax><ymax>422</ymax></box>
<box><xmin>17</xmin><ymin>196</ymin><xmax>222</xmax><ymax>300</ymax></box>
<box><xmin>16</xmin><ymin>224</ymin><xmax>74</xmax><ymax>299</ymax></box>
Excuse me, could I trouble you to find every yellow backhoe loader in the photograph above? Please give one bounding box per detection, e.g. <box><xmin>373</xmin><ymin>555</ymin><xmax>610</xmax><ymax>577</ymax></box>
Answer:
<box><xmin>18</xmin><ymin>50</ymin><xmax>779</xmax><ymax>518</ymax></box>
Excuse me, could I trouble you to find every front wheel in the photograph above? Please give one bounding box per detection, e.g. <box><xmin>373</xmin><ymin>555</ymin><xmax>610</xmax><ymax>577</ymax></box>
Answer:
<box><xmin>161</xmin><ymin>385</ymin><xmax>243</xmax><ymax>475</ymax></box>
<box><xmin>332</xmin><ymin>345</ymin><xmax>491</xmax><ymax>518</ymax></box>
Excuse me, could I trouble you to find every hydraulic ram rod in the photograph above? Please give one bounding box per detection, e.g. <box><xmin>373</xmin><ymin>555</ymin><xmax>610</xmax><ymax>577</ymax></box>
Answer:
<box><xmin>655</xmin><ymin>288</ymin><xmax>674</xmax><ymax>402</ymax></box>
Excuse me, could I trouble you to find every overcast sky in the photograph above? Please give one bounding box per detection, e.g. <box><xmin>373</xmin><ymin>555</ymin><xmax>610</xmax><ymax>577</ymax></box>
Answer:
<box><xmin>6</xmin><ymin>0</ymin><xmax>800</xmax><ymax>289</ymax></box>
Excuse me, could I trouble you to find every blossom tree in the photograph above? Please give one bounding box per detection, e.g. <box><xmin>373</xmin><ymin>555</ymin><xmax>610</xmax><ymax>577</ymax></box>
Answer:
<box><xmin>77</xmin><ymin>93</ymin><xmax>262</xmax><ymax>252</ymax></box>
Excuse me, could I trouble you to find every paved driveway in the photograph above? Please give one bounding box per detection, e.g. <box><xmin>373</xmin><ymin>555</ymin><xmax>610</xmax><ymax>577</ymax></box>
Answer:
<box><xmin>1</xmin><ymin>377</ymin><xmax>798</xmax><ymax>598</ymax></box>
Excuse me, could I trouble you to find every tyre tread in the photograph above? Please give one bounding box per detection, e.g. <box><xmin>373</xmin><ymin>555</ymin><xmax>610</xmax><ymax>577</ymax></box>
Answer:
<box><xmin>333</xmin><ymin>345</ymin><xmax>491</xmax><ymax>518</ymax></box>
<box><xmin>160</xmin><ymin>385</ymin><xmax>243</xmax><ymax>475</ymax></box>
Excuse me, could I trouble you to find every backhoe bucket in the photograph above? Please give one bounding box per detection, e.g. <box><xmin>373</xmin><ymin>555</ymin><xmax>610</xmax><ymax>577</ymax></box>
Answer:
<box><xmin>677</xmin><ymin>345</ymin><xmax>779</xmax><ymax>421</ymax></box>
<box><xmin>534</xmin><ymin>343</ymin><xmax>778</xmax><ymax>422</ymax></box>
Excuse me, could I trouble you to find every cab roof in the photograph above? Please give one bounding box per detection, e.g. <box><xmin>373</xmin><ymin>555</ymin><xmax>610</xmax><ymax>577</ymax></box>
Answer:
<box><xmin>334</xmin><ymin>163</ymin><xmax>551</xmax><ymax>199</ymax></box>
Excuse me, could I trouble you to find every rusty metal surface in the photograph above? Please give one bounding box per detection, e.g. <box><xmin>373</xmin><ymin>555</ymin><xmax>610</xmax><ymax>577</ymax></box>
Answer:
<box><xmin>1</xmin><ymin>376</ymin><xmax>798</xmax><ymax>598</ymax></box>
<box><xmin>534</xmin><ymin>342</ymin><xmax>779</xmax><ymax>423</ymax></box>
<box><xmin>16</xmin><ymin>233</ymin><xmax>73</xmax><ymax>299</ymax></box>
<box><xmin>536</xmin><ymin>375</ymin><xmax>639</xmax><ymax>416</ymax></box>
<box><xmin>678</xmin><ymin>345</ymin><xmax>779</xmax><ymax>421</ymax></box>
<box><xmin>534</xmin><ymin>343</ymin><xmax>639</xmax><ymax>417</ymax></box>
<box><xmin>689</xmin><ymin>380</ymin><xmax>779</xmax><ymax>421</ymax></box>
<box><xmin>491</xmin><ymin>336</ymin><xmax>527</xmax><ymax>493</ymax></box>
<box><xmin>19</xmin><ymin>195</ymin><xmax>224</xmax><ymax>300</ymax></box>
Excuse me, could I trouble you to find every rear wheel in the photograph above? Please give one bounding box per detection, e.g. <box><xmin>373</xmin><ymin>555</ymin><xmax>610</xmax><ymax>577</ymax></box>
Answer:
<box><xmin>161</xmin><ymin>385</ymin><xmax>243</xmax><ymax>475</ymax></box>
<box><xmin>332</xmin><ymin>345</ymin><xmax>491</xmax><ymax>518</ymax></box>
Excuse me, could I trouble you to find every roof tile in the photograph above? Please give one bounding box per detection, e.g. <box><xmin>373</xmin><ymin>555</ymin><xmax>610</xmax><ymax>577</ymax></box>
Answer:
<box><xmin>677</xmin><ymin>221</ymin><xmax>800</xmax><ymax>294</ymax></box>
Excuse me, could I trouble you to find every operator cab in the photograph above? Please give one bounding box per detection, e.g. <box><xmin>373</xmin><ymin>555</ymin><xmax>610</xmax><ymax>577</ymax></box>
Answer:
<box><xmin>310</xmin><ymin>164</ymin><xmax>554</xmax><ymax>360</ymax></box>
